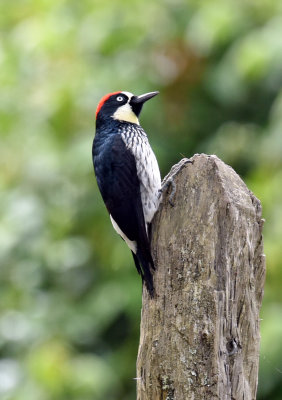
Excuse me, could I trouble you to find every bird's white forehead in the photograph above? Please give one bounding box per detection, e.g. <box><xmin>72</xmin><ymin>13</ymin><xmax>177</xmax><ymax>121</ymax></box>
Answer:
<box><xmin>121</xmin><ymin>91</ymin><xmax>134</xmax><ymax>100</ymax></box>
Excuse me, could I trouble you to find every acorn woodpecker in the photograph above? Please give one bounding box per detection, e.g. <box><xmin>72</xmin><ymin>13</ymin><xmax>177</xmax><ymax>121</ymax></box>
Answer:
<box><xmin>92</xmin><ymin>91</ymin><xmax>161</xmax><ymax>297</ymax></box>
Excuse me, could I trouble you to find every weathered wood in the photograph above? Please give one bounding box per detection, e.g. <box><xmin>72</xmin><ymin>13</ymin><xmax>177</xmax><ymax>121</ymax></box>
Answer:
<box><xmin>136</xmin><ymin>154</ymin><xmax>265</xmax><ymax>400</ymax></box>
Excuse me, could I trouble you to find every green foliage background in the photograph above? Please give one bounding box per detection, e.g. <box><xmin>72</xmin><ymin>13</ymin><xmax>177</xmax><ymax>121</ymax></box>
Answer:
<box><xmin>1</xmin><ymin>0</ymin><xmax>282</xmax><ymax>399</ymax></box>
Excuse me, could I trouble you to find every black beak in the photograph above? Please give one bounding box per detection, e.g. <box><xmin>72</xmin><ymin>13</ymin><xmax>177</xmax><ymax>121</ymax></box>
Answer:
<box><xmin>130</xmin><ymin>91</ymin><xmax>159</xmax><ymax>117</ymax></box>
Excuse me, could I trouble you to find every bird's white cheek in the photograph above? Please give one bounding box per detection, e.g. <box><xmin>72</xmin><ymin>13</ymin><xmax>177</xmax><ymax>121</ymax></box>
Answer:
<box><xmin>112</xmin><ymin>104</ymin><xmax>140</xmax><ymax>124</ymax></box>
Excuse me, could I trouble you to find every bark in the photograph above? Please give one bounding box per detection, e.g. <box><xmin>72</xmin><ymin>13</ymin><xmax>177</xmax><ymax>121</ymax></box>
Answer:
<box><xmin>136</xmin><ymin>154</ymin><xmax>265</xmax><ymax>400</ymax></box>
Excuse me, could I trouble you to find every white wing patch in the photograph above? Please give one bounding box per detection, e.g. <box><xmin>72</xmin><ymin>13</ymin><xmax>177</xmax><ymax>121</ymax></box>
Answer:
<box><xmin>110</xmin><ymin>215</ymin><xmax>137</xmax><ymax>253</ymax></box>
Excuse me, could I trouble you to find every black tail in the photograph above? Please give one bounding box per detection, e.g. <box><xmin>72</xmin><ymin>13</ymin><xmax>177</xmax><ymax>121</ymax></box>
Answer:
<box><xmin>131</xmin><ymin>250</ymin><xmax>155</xmax><ymax>298</ymax></box>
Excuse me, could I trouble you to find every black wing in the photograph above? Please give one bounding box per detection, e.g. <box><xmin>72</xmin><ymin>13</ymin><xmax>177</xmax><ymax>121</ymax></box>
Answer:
<box><xmin>93</xmin><ymin>134</ymin><xmax>154</xmax><ymax>296</ymax></box>
<box><xmin>98</xmin><ymin>134</ymin><xmax>146</xmax><ymax>241</ymax></box>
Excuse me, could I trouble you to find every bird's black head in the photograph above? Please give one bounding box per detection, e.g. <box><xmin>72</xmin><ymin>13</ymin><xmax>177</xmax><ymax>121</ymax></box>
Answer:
<box><xmin>95</xmin><ymin>91</ymin><xmax>159</xmax><ymax>126</ymax></box>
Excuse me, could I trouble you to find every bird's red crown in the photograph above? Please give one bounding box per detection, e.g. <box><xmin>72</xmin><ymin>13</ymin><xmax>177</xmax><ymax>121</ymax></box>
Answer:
<box><xmin>95</xmin><ymin>91</ymin><xmax>121</xmax><ymax>118</ymax></box>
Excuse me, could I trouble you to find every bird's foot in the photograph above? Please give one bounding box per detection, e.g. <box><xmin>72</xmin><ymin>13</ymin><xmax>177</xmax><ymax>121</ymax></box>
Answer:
<box><xmin>159</xmin><ymin>158</ymin><xmax>193</xmax><ymax>207</ymax></box>
<box><xmin>160</xmin><ymin>177</ymin><xmax>177</xmax><ymax>207</ymax></box>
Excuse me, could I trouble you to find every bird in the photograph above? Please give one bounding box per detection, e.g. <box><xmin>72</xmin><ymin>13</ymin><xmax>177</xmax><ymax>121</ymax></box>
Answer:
<box><xmin>92</xmin><ymin>90</ymin><xmax>161</xmax><ymax>297</ymax></box>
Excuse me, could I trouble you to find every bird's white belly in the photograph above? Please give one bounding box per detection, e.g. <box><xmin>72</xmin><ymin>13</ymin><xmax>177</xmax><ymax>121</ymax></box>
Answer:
<box><xmin>138</xmin><ymin>149</ymin><xmax>161</xmax><ymax>223</ymax></box>
<box><xmin>121</xmin><ymin>128</ymin><xmax>162</xmax><ymax>224</ymax></box>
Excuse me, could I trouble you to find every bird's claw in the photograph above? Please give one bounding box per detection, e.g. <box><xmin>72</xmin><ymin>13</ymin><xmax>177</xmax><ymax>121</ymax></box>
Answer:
<box><xmin>159</xmin><ymin>178</ymin><xmax>176</xmax><ymax>206</ymax></box>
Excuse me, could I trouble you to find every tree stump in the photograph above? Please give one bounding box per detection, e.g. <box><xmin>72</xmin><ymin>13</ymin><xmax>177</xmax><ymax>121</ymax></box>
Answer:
<box><xmin>136</xmin><ymin>154</ymin><xmax>265</xmax><ymax>400</ymax></box>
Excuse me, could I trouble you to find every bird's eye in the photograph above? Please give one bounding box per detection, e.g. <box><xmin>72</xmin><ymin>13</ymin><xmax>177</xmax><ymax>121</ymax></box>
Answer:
<box><xmin>116</xmin><ymin>96</ymin><xmax>124</xmax><ymax>102</ymax></box>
